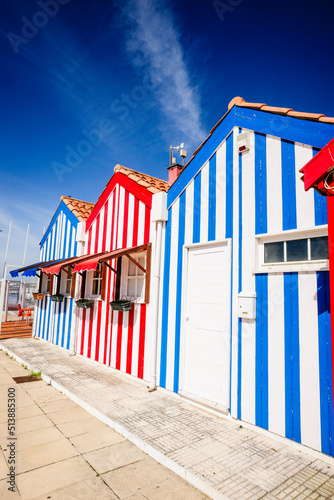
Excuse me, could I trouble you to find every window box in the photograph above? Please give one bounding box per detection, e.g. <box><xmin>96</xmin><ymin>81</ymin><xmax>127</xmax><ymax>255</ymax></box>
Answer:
<box><xmin>110</xmin><ymin>299</ymin><xmax>133</xmax><ymax>312</ymax></box>
<box><xmin>33</xmin><ymin>293</ymin><xmax>44</xmax><ymax>300</ymax></box>
<box><xmin>51</xmin><ymin>294</ymin><xmax>64</xmax><ymax>303</ymax></box>
<box><xmin>76</xmin><ymin>298</ymin><xmax>94</xmax><ymax>309</ymax></box>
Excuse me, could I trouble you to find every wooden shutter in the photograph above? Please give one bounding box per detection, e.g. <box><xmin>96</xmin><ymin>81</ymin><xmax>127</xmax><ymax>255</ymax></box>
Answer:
<box><xmin>49</xmin><ymin>275</ymin><xmax>54</xmax><ymax>295</ymax></box>
<box><xmin>70</xmin><ymin>271</ymin><xmax>76</xmax><ymax>298</ymax></box>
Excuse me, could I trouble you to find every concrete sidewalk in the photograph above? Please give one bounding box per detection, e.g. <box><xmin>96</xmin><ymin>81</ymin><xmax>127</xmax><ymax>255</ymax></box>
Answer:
<box><xmin>0</xmin><ymin>349</ymin><xmax>207</xmax><ymax>499</ymax></box>
<box><xmin>1</xmin><ymin>338</ymin><xmax>334</xmax><ymax>500</ymax></box>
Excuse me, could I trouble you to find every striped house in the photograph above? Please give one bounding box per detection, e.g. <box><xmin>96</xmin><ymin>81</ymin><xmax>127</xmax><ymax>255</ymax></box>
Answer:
<box><xmin>34</xmin><ymin>196</ymin><xmax>94</xmax><ymax>349</ymax></box>
<box><xmin>158</xmin><ymin>96</ymin><xmax>334</xmax><ymax>457</ymax></box>
<box><xmin>70</xmin><ymin>165</ymin><xmax>169</xmax><ymax>381</ymax></box>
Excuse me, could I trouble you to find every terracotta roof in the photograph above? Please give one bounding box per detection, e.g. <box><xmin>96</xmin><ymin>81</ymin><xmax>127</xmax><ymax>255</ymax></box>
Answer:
<box><xmin>60</xmin><ymin>196</ymin><xmax>95</xmax><ymax>222</ymax></box>
<box><xmin>114</xmin><ymin>165</ymin><xmax>170</xmax><ymax>194</ymax></box>
<box><xmin>227</xmin><ymin>96</ymin><xmax>334</xmax><ymax>123</ymax></box>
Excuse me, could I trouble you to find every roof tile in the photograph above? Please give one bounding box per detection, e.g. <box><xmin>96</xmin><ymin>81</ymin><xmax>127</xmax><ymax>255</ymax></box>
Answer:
<box><xmin>60</xmin><ymin>196</ymin><xmax>95</xmax><ymax>222</ymax></box>
<box><xmin>114</xmin><ymin>165</ymin><xmax>169</xmax><ymax>193</ymax></box>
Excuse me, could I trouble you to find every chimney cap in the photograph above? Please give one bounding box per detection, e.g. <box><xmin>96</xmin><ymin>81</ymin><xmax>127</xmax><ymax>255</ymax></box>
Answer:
<box><xmin>167</xmin><ymin>163</ymin><xmax>183</xmax><ymax>170</ymax></box>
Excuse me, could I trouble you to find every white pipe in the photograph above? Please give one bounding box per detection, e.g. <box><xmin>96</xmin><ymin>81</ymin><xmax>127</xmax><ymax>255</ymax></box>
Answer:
<box><xmin>149</xmin><ymin>221</ymin><xmax>164</xmax><ymax>391</ymax></box>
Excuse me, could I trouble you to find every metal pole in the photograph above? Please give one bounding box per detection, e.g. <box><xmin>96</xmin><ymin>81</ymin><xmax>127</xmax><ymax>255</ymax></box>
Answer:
<box><xmin>22</xmin><ymin>224</ymin><xmax>30</xmax><ymax>266</ymax></box>
<box><xmin>3</xmin><ymin>221</ymin><xmax>12</xmax><ymax>279</ymax></box>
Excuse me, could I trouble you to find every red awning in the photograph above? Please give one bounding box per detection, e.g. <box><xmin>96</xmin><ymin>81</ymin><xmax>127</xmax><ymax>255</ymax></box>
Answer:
<box><xmin>300</xmin><ymin>137</ymin><xmax>334</xmax><ymax>191</ymax></box>
<box><xmin>41</xmin><ymin>251</ymin><xmax>108</xmax><ymax>275</ymax></box>
<box><xmin>72</xmin><ymin>244</ymin><xmax>149</xmax><ymax>273</ymax></box>
<box><xmin>73</xmin><ymin>255</ymin><xmax>102</xmax><ymax>273</ymax></box>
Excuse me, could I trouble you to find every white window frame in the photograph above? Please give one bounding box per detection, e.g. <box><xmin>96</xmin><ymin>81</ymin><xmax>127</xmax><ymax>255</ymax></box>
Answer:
<box><xmin>255</xmin><ymin>225</ymin><xmax>329</xmax><ymax>273</ymax></box>
<box><xmin>120</xmin><ymin>252</ymin><xmax>146</xmax><ymax>304</ymax></box>
<box><xmin>85</xmin><ymin>264</ymin><xmax>103</xmax><ymax>299</ymax></box>
<box><xmin>60</xmin><ymin>268</ymin><xmax>73</xmax><ymax>296</ymax></box>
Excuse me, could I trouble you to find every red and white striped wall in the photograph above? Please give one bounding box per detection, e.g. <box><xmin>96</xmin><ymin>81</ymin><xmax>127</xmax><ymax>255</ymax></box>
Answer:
<box><xmin>75</xmin><ymin>173</ymin><xmax>153</xmax><ymax>381</ymax></box>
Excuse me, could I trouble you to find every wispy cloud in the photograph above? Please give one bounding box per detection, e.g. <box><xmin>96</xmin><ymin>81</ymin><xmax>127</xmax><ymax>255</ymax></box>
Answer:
<box><xmin>120</xmin><ymin>0</ymin><xmax>207</xmax><ymax>146</ymax></box>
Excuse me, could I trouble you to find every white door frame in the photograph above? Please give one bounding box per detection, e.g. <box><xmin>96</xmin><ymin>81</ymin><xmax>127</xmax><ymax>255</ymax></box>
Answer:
<box><xmin>179</xmin><ymin>239</ymin><xmax>232</xmax><ymax>409</ymax></box>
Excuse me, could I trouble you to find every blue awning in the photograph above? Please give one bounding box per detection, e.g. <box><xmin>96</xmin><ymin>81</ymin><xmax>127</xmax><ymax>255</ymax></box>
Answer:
<box><xmin>10</xmin><ymin>259</ymin><xmax>62</xmax><ymax>278</ymax></box>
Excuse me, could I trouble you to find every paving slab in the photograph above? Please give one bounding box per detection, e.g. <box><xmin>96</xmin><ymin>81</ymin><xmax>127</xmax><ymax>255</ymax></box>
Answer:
<box><xmin>31</xmin><ymin>477</ymin><xmax>119</xmax><ymax>500</ymax></box>
<box><xmin>69</xmin><ymin>426</ymin><xmax>126</xmax><ymax>454</ymax></box>
<box><xmin>1</xmin><ymin>337</ymin><xmax>334</xmax><ymax>500</ymax></box>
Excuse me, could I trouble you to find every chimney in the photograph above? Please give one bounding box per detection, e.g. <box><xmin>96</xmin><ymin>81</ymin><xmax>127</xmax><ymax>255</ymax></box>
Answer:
<box><xmin>167</xmin><ymin>163</ymin><xmax>183</xmax><ymax>184</ymax></box>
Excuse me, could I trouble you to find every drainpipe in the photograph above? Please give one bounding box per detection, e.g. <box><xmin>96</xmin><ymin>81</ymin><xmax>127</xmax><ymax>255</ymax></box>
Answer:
<box><xmin>149</xmin><ymin>192</ymin><xmax>168</xmax><ymax>391</ymax></box>
<box><xmin>69</xmin><ymin>222</ymin><xmax>86</xmax><ymax>355</ymax></box>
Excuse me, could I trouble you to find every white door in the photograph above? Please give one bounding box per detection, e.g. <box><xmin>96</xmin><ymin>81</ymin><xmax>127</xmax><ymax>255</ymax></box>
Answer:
<box><xmin>181</xmin><ymin>242</ymin><xmax>231</xmax><ymax>410</ymax></box>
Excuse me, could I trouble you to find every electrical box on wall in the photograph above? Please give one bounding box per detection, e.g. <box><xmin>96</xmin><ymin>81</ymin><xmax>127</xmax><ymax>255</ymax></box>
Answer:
<box><xmin>237</xmin><ymin>131</ymin><xmax>250</xmax><ymax>153</ymax></box>
<box><xmin>238</xmin><ymin>292</ymin><xmax>256</xmax><ymax>319</ymax></box>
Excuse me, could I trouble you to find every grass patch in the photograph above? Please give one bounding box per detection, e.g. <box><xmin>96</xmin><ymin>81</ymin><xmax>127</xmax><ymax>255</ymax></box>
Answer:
<box><xmin>29</xmin><ymin>371</ymin><xmax>41</xmax><ymax>379</ymax></box>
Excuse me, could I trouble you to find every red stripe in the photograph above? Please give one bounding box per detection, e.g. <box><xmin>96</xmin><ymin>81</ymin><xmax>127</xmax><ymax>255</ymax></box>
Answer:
<box><xmin>144</xmin><ymin>205</ymin><xmax>150</xmax><ymax>243</ymax></box>
<box><xmin>103</xmin><ymin>267</ymin><xmax>111</xmax><ymax>365</ymax></box>
<box><xmin>137</xmin><ymin>305</ymin><xmax>146</xmax><ymax>379</ymax></box>
<box><xmin>80</xmin><ymin>308</ymin><xmax>86</xmax><ymax>356</ymax></box>
<box><xmin>95</xmin><ymin>301</ymin><xmax>102</xmax><ymax>362</ymax></box>
<box><xmin>126</xmin><ymin>306</ymin><xmax>134</xmax><ymax>374</ymax></box>
<box><xmin>133</xmin><ymin>198</ymin><xmax>139</xmax><ymax>246</ymax></box>
<box><xmin>102</xmin><ymin>199</ymin><xmax>108</xmax><ymax>252</ymax></box>
<box><xmin>87</xmin><ymin>307</ymin><xmax>93</xmax><ymax>359</ymax></box>
<box><xmin>115</xmin><ymin>186</ymin><xmax>121</xmax><ymax>249</ymax></box>
<box><xmin>115</xmin><ymin>311</ymin><xmax>123</xmax><ymax>370</ymax></box>
<box><xmin>94</xmin><ymin>213</ymin><xmax>100</xmax><ymax>254</ymax></box>
<box><xmin>122</xmin><ymin>190</ymin><xmax>129</xmax><ymax>248</ymax></box>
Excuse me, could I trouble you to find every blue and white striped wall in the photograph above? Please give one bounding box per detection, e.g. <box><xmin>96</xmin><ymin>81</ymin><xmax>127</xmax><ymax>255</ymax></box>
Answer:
<box><xmin>159</xmin><ymin>107</ymin><xmax>334</xmax><ymax>457</ymax></box>
<box><xmin>34</xmin><ymin>201</ymin><xmax>79</xmax><ymax>350</ymax></box>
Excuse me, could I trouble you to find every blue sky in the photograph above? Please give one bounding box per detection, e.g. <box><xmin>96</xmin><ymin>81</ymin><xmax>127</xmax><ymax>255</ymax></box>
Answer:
<box><xmin>0</xmin><ymin>0</ymin><xmax>334</xmax><ymax>276</ymax></box>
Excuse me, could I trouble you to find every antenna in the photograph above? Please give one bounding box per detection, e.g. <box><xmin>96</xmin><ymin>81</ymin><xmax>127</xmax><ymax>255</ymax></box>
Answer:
<box><xmin>169</xmin><ymin>143</ymin><xmax>187</xmax><ymax>167</ymax></box>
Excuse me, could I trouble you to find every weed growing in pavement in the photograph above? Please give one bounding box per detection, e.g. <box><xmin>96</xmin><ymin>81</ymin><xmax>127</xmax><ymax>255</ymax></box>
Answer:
<box><xmin>29</xmin><ymin>371</ymin><xmax>41</xmax><ymax>379</ymax></box>
<box><xmin>21</xmin><ymin>363</ymin><xmax>28</xmax><ymax>370</ymax></box>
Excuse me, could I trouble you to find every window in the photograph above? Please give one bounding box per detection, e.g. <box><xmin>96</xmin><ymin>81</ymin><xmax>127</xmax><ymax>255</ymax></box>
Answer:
<box><xmin>60</xmin><ymin>267</ymin><xmax>73</xmax><ymax>295</ymax></box>
<box><xmin>120</xmin><ymin>252</ymin><xmax>150</xmax><ymax>303</ymax></box>
<box><xmin>256</xmin><ymin>226</ymin><xmax>329</xmax><ymax>273</ymax></box>
<box><xmin>92</xmin><ymin>264</ymin><xmax>103</xmax><ymax>296</ymax></box>
<box><xmin>264</xmin><ymin>236</ymin><xmax>328</xmax><ymax>263</ymax></box>
<box><xmin>42</xmin><ymin>273</ymin><xmax>52</xmax><ymax>294</ymax></box>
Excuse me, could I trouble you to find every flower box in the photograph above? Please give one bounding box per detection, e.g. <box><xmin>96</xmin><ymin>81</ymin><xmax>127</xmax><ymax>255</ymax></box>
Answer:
<box><xmin>110</xmin><ymin>300</ymin><xmax>133</xmax><ymax>312</ymax></box>
<box><xmin>33</xmin><ymin>293</ymin><xmax>44</xmax><ymax>300</ymax></box>
<box><xmin>76</xmin><ymin>299</ymin><xmax>94</xmax><ymax>309</ymax></box>
<box><xmin>51</xmin><ymin>294</ymin><xmax>64</xmax><ymax>303</ymax></box>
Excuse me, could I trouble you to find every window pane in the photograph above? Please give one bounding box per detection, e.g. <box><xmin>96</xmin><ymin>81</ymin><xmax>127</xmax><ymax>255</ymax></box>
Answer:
<box><xmin>286</xmin><ymin>239</ymin><xmax>308</xmax><ymax>262</ymax></box>
<box><xmin>66</xmin><ymin>278</ymin><xmax>71</xmax><ymax>294</ymax></box>
<box><xmin>128</xmin><ymin>260</ymin><xmax>136</xmax><ymax>276</ymax></box>
<box><xmin>311</xmin><ymin>236</ymin><xmax>329</xmax><ymax>260</ymax></box>
<box><xmin>138</xmin><ymin>257</ymin><xmax>145</xmax><ymax>276</ymax></box>
<box><xmin>137</xmin><ymin>278</ymin><xmax>144</xmax><ymax>298</ymax></box>
<box><xmin>127</xmin><ymin>278</ymin><xmax>136</xmax><ymax>297</ymax></box>
<box><xmin>264</xmin><ymin>242</ymin><xmax>284</xmax><ymax>263</ymax></box>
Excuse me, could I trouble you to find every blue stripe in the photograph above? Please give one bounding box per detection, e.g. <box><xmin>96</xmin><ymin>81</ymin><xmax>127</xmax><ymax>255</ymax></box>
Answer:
<box><xmin>167</xmin><ymin>106</ymin><xmax>334</xmax><ymax>208</ymax></box>
<box><xmin>284</xmin><ymin>273</ymin><xmax>301</xmax><ymax>443</ymax></box>
<box><xmin>193</xmin><ymin>171</ymin><xmax>201</xmax><ymax>243</ymax></box>
<box><xmin>313</xmin><ymin>148</ymin><xmax>328</xmax><ymax>226</ymax></box>
<box><xmin>317</xmin><ymin>271</ymin><xmax>334</xmax><ymax>456</ymax></box>
<box><xmin>225</xmin><ymin>132</ymin><xmax>233</xmax><ymax>239</ymax></box>
<box><xmin>66</xmin><ymin>299</ymin><xmax>73</xmax><ymax>350</ymax></box>
<box><xmin>281</xmin><ymin>140</ymin><xmax>297</xmax><ymax>231</ymax></box>
<box><xmin>42</xmin><ymin>298</ymin><xmax>48</xmax><ymax>340</ymax></box>
<box><xmin>255</xmin><ymin>133</ymin><xmax>267</xmax><ymax>234</ymax></box>
<box><xmin>208</xmin><ymin>154</ymin><xmax>216</xmax><ymax>241</ymax></box>
<box><xmin>255</xmin><ymin>274</ymin><xmax>269</xmax><ymax>430</ymax></box>
<box><xmin>174</xmin><ymin>191</ymin><xmax>186</xmax><ymax>393</ymax></box>
<box><xmin>159</xmin><ymin>208</ymin><xmax>172</xmax><ymax>388</ymax></box>
<box><xmin>36</xmin><ymin>301</ymin><xmax>43</xmax><ymax>338</ymax></box>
